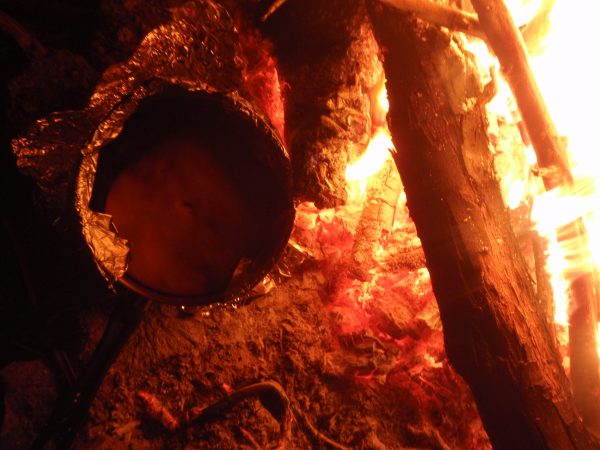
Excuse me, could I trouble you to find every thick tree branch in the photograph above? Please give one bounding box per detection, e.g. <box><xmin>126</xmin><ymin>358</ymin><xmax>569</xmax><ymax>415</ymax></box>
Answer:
<box><xmin>368</xmin><ymin>2</ymin><xmax>599</xmax><ymax>448</ymax></box>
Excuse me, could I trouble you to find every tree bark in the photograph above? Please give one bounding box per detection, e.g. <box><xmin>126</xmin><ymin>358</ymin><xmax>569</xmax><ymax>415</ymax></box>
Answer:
<box><xmin>368</xmin><ymin>3</ymin><xmax>599</xmax><ymax>449</ymax></box>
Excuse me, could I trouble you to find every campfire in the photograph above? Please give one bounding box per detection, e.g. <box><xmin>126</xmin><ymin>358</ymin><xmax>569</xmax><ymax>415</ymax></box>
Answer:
<box><xmin>2</xmin><ymin>0</ymin><xmax>600</xmax><ymax>448</ymax></box>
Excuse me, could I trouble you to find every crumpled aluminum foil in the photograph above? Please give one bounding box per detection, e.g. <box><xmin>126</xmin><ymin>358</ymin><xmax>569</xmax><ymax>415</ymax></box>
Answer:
<box><xmin>12</xmin><ymin>0</ymin><xmax>293</xmax><ymax>307</ymax></box>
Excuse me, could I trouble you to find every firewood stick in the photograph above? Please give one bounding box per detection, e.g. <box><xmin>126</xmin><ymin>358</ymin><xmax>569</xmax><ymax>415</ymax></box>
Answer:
<box><xmin>261</xmin><ymin>0</ymin><xmax>288</xmax><ymax>21</ymax></box>
<box><xmin>561</xmin><ymin>219</ymin><xmax>600</xmax><ymax>433</ymax></box>
<box><xmin>470</xmin><ymin>0</ymin><xmax>600</xmax><ymax>434</ymax></box>
<box><xmin>469</xmin><ymin>0</ymin><xmax>568</xmax><ymax>188</ymax></box>
<box><xmin>379</xmin><ymin>0</ymin><xmax>484</xmax><ymax>38</ymax></box>
<box><xmin>2</xmin><ymin>219</ymin><xmax>76</xmax><ymax>388</ymax></box>
<box><xmin>351</xmin><ymin>157</ymin><xmax>402</xmax><ymax>275</ymax></box>
<box><xmin>378</xmin><ymin>0</ymin><xmax>555</xmax><ymax>50</ymax></box>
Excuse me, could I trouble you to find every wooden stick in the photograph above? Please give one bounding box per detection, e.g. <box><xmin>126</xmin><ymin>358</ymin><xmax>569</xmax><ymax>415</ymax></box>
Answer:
<box><xmin>470</xmin><ymin>0</ymin><xmax>600</xmax><ymax>434</ymax></box>
<box><xmin>469</xmin><ymin>0</ymin><xmax>568</xmax><ymax>189</ymax></box>
<box><xmin>379</xmin><ymin>0</ymin><xmax>484</xmax><ymax>38</ymax></box>
<box><xmin>378</xmin><ymin>0</ymin><xmax>555</xmax><ymax>50</ymax></box>
<box><xmin>2</xmin><ymin>219</ymin><xmax>76</xmax><ymax>388</ymax></box>
<box><xmin>261</xmin><ymin>0</ymin><xmax>289</xmax><ymax>21</ymax></box>
<box><xmin>351</xmin><ymin>157</ymin><xmax>401</xmax><ymax>276</ymax></box>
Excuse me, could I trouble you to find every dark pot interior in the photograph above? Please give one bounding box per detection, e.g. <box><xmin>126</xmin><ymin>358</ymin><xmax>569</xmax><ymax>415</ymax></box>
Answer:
<box><xmin>90</xmin><ymin>87</ymin><xmax>294</xmax><ymax>305</ymax></box>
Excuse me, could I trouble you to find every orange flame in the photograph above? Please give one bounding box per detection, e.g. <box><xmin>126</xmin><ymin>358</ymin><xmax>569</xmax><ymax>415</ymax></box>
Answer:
<box><xmin>345</xmin><ymin>129</ymin><xmax>394</xmax><ymax>182</ymax></box>
<box><xmin>345</xmin><ymin>83</ymin><xmax>395</xmax><ymax>199</ymax></box>
<box><xmin>468</xmin><ymin>0</ymin><xmax>600</xmax><ymax>352</ymax></box>
<box><xmin>522</xmin><ymin>0</ymin><xmax>600</xmax><ymax>340</ymax></box>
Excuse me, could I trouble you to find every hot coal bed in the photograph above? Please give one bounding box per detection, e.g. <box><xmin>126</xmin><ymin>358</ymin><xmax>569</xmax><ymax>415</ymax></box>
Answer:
<box><xmin>2</xmin><ymin>1</ymin><xmax>596</xmax><ymax>449</ymax></box>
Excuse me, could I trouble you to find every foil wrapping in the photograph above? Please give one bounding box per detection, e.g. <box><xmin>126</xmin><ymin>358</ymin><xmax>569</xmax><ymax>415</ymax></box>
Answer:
<box><xmin>12</xmin><ymin>0</ymin><xmax>293</xmax><ymax>306</ymax></box>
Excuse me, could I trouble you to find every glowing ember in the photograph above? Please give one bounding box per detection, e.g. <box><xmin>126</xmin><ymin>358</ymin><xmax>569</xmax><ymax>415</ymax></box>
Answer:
<box><xmin>291</xmin><ymin>79</ymin><xmax>439</xmax><ymax>362</ymax></box>
<box><xmin>287</xmin><ymin>70</ymin><xmax>486</xmax><ymax>448</ymax></box>
<box><xmin>292</xmin><ymin>80</ymin><xmax>430</xmax><ymax>351</ymax></box>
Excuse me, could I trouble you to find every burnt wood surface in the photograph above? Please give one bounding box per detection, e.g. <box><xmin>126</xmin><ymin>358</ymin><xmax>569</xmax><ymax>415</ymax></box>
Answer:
<box><xmin>368</xmin><ymin>3</ymin><xmax>599</xmax><ymax>449</ymax></box>
<box><xmin>261</xmin><ymin>0</ymin><xmax>382</xmax><ymax>207</ymax></box>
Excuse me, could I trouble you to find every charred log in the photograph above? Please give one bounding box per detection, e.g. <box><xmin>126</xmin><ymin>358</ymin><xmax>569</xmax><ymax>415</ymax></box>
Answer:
<box><xmin>261</xmin><ymin>0</ymin><xmax>383</xmax><ymax>207</ymax></box>
<box><xmin>368</xmin><ymin>3</ymin><xmax>599</xmax><ymax>449</ymax></box>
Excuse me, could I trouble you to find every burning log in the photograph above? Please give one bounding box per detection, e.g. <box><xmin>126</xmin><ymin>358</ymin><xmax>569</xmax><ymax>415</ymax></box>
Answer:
<box><xmin>468</xmin><ymin>1</ymin><xmax>568</xmax><ymax>190</ymax></box>
<box><xmin>261</xmin><ymin>0</ymin><xmax>383</xmax><ymax>207</ymax></box>
<box><xmin>351</xmin><ymin>157</ymin><xmax>401</xmax><ymax>274</ymax></box>
<box><xmin>368</xmin><ymin>3</ymin><xmax>599</xmax><ymax>449</ymax></box>
<box><xmin>469</xmin><ymin>0</ymin><xmax>600</xmax><ymax>434</ymax></box>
